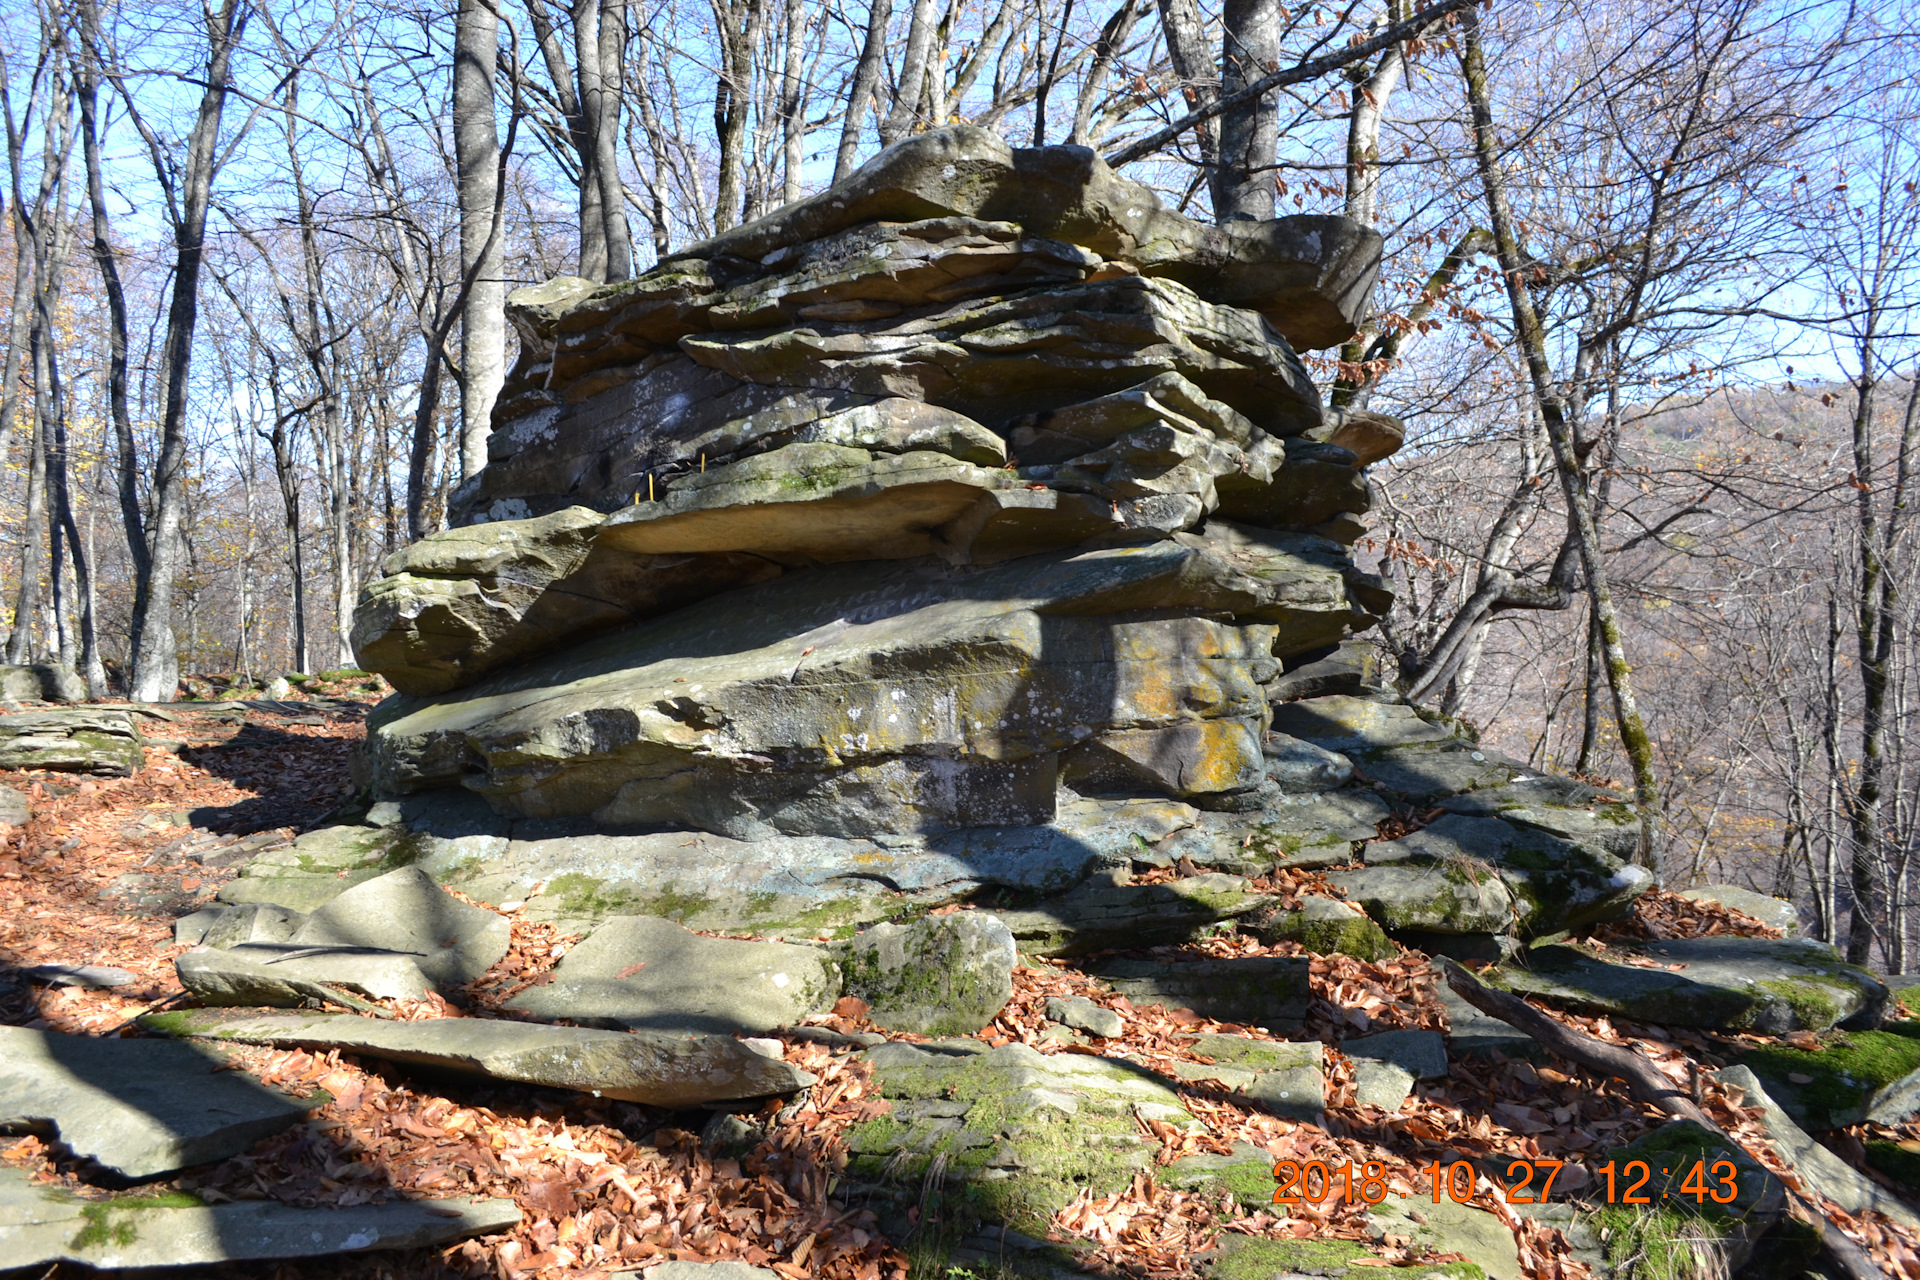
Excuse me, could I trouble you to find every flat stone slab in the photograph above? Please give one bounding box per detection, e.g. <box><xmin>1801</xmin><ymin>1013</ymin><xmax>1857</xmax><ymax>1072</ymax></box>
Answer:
<box><xmin>1678</xmin><ymin>884</ymin><xmax>1801</xmax><ymax>936</ymax></box>
<box><xmin>1718</xmin><ymin>1065</ymin><xmax>1920</xmax><ymax>1229</ymax></box>
<box><xmin>1368</xmin><ymin>1194</ymin><xmax>1523</xmax><ymax>1280</ymax></box>
<box><xmin>649</xmin><ymin>1265</ymin><xmax>782</xmax><ymax>1280</ymax></box>
<box><xmin>148</xmin><ymin>1010</ymin><xmax>816</xmax><ymax>1106</ymax></box>
<box><xmin>1730</xmin><ymin>1025</ymin><xmax>1920</xmax><ymax>1129</ymax></box>
<box><xmin>1085</xmin><ymin>956</ymin><xmax>1312</xmax><ymax>1033</ymax></box>
<box><xmin>1344</xmin><ymin>1029</ymin><xmax>1447</xmax><ymax>1080</ymax></box>
<box><xmin>996</xmin><ymin>870</ymin><xmax>1269</xmax><ymax>957</ymax></box>
<box><xmin>0</xmin><ymin>1026</ymin><xmax>321</xmax><ymax>1179</ymax></box>
<box><xmin>507</xmin><ymin>914</ymin><xmax>835</xmax><ymax>1033</ymax></box>
<box><xmin>0</xmin><ymin>1165</ymin><xmax>520</xmax><ymax>1269</ymax></box>
<box><xmin>1351</xmin><ymin>1059</ymin><xmax>1414</xmax><ymax>1110</ymax></box>
<box><xmin>1488</xmin><ymin>937</ymin><xmax>1888</xmax><ymax>1033</ymax></box>
<box><xmin>0</xmin><ymin>709</ymin><xmax>144</xmax><ymax>776</ymax></box>
<box><xmin>22</xmin><ymin>964</ymin><xmax>135</xmax><ymax>989</ymax></box>
<box><xmin>1267</xmin><ymin>695</ymin><xmax>1453</xmax><ymax>754</ymax></box>
<box><xmin>1176</xmin><ymin>1034</ymin><xmax>1325</xmax><ymax>1124</ymax></box>
<box><xmin>177</xmin><ymin>945</ymin><xmax>435</xmax><ymax>1007</ymax></box>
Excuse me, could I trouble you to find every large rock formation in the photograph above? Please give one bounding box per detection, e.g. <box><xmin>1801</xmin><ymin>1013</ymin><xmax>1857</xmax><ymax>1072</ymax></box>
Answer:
<box><xmin>288</xmin><ymin>125</ymin><xmax>1649</xmax><ymax>968</ymax></box>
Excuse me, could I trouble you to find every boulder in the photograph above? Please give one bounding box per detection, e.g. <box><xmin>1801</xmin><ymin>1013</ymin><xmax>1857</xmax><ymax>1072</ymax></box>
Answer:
<box><xmin>836</xmin><ymin>911</ymin><xmax>1016</xmax><ymax>1035</ymax></box>
<box><xmin>1488</xmin><ymin>937</ymin><xmax>1888</xmax><ymax>1032</ymax></box>
<box><xmin>0</xmin><ymin>708</ymin><xmax>144</xmax><ymax>776</ymax></box>
<box><xmin>147</xmin><ymin>1009</ymin><xmax>817</xmax><ymax>1106</ymax></box>
<box><xmin>1359</xmin><ymin>813</ymin><xmax>1652</xmax><ymax>936</ymax></box>
<box><xmin>1262</xmin><ymin>734</ymin><xmax>1354</xmax><ymax>792</ymax></box>
<box><xmin>505</xmin><ymin>914</ymin><xmax>835</xmax><ymax>1033</ymax></box>
<box><xmin>0</xmin><ymin>662</ymin><xmax>85</xmax><ymax>703</ymax></box>
<box><xmin>361</xmin><ymin>542</ymin><xmax>1313</xmax><ymax>839</ymax></box>
<box><xmin>288</xmin><ymin>866</ymin><xmax>510</xmax><ymax>986</ymax></box>
<box><xmin>0</xmin><ymin>1025</ymin><xmax>320</xmax><ymax>1179</ymax></box>
<box><xmin>0</xmin><ymin>1165</ymin><xmax>521</xmax><ymax>1270</ymax></box>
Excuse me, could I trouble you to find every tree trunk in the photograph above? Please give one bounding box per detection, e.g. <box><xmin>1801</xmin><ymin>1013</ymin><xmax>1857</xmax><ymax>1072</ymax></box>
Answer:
<box><xmin>778</xmin><ymin>0</ymin><xmax>807</xmax><ymax>204</ymax></box>
<box><xmin>833</xmin><ymin>0</ymin><xmax>892</xmax><ymax>182</ymax></box>
<box><xmin>74</xmin><ymin>10</ymin><xmax>150</xmax><ymax>640</ymax></box>
<box><xmin>454</xmin><ymin>0</ymin><xmax>506</xmax><ymax>482</ymax></box>
<box><xmin>6</xmin><ymin>409</ymin><xmax>47</xmax><ymax>665</ymax></box>
<box><xmin>1457</xmin><ymin>6</ymin><xmax>1661</xmax><ymax>866</ymax></box>
<box><xmin>880</xmin><ymin>0</ymin><xmax>938</xmax><ymax>146</ymax></box>
<box><xmin>712</xmin><ymin>0</ymin><xmax>766</xmax><ymax>232</ymax></box>
<box><xmin>1212</xmin><ymin>0</ymin><xmax>1279</xmax><ymax>221</ymax></box>
<box><xmin>129</xmin><ymin>0</ymin><xmax>245</xmax><ymax>703</ymax></box>
<box><xmin>1152</xmin><ymin>0</ymin><xmax>1218</xmax><ymax>177</ymax></box>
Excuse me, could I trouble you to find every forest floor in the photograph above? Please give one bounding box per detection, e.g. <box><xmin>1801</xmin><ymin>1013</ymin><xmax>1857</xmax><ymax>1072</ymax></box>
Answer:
<box><xmin>3</xmin><ymin>686</ymin><xmax>1920</xmax><ymax>1280</ymax></box>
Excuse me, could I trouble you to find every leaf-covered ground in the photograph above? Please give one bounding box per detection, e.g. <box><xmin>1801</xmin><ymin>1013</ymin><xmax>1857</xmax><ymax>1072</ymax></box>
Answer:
<box><xmin>2</xmin><ymin>685</ymin><xmax>1918</xmax><ymax>1280</ymax></box>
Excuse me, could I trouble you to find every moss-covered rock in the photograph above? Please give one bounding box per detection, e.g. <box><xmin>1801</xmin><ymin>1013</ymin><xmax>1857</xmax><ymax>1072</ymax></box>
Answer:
<box><xmin>1733</xmin><ymin>1023</ymin><xmax>1920</xmax><ymax>1128</ymax></box>
<box><xmin>1243</xmin><ymin>894</ymin><xmax>1394</xmax><ymax>960</ymax></box>
<box><xmin>844</xmin><ymin>1040</ymin><xmax>1194</xmax><ymax>1241</ymax></box>
<box><xmin>836</xmin><ymin>911</ymin><xmax>1016</xmax><ymax>1036</ymax></box>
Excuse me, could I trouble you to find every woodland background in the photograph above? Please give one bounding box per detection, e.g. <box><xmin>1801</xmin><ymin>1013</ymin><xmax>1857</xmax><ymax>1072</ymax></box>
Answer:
<box><xmin>0</xmin><ymin>0</ymin><xmax>1915</xmax><ymax>963</ymax></box>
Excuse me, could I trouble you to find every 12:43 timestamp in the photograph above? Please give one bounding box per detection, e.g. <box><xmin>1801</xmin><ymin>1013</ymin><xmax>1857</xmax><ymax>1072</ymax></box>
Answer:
<box><xmin>1596</xmin><ymin>1159</ymin><xmax>1740</xmax><ymax>1204</ymax></box>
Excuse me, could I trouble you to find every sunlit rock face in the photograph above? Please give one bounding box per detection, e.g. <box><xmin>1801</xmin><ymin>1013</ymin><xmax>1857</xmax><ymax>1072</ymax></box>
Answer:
<box><xmin>317</xmin><ymin>125</ymin><xmax>1639</xmax><ymax>954</ymax></box>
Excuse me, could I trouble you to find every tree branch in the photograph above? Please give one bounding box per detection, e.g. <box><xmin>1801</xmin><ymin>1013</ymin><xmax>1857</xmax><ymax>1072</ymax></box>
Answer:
<box><xmin>1103</xmin><ymin>0</ymin><xmax>1478</xmax><ymax>168</ymax></box>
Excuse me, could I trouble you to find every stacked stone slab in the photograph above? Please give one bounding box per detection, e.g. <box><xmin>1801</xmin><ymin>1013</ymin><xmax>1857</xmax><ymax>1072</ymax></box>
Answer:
<box><xmin>313</xmin><ymin>124</ymin><xmax>1675</xmax><ymax>969</ymax></box>
<box><xmin>352</xmin><ymin>125</ymin><xmax>1391</xmax><ymax>841</ymax></box>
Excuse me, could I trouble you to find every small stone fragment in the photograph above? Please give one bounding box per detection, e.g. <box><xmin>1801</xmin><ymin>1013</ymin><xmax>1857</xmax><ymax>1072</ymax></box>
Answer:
<box><xmin>1350</xmin><ymin>1059</ymin><xmax>1415</xmax><ymax>1111</ymax></box>
<box><xmin>1044</xmin><ymin>995</ymin><xmax>1123</xmax><ymax>1039</ymax></box>
<box><xmin>22</xmin><ymin>964</ymin><xmax>135</xmax><ymax>989</ymax></box>
<box><xmin>0</xmin><ymin>782</ymin><xmax>29</xmax><ymax>826</ymax></box>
